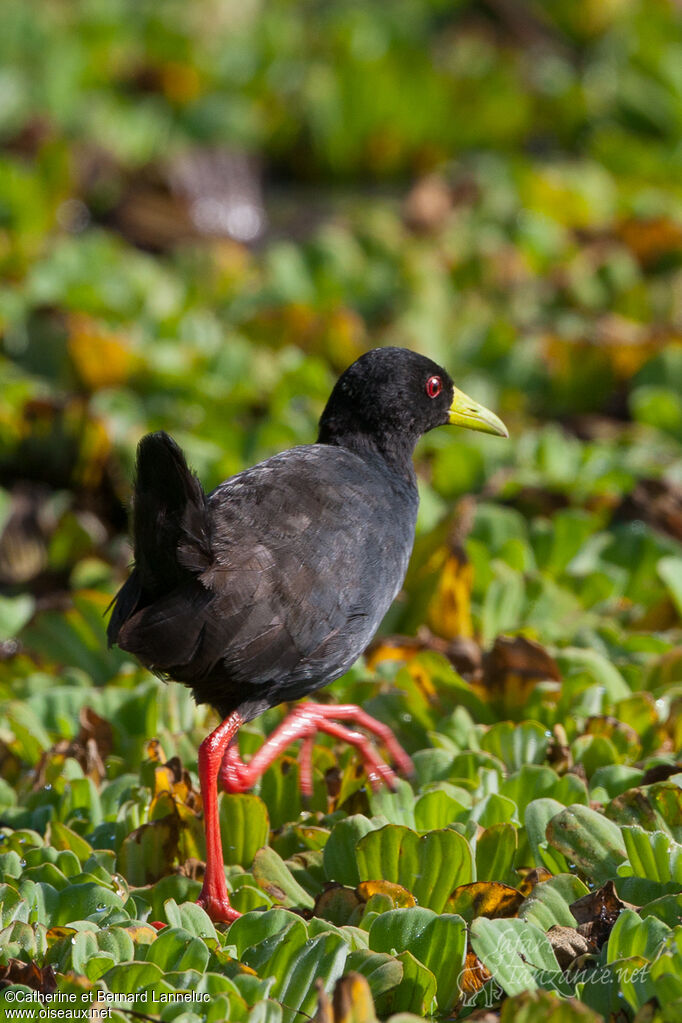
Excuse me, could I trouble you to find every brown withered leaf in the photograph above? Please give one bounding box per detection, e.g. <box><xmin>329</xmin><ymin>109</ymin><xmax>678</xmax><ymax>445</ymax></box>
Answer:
<box><xmin>614</xmin><ymin>478</ymin><xmax>682</xmax><ymax>544</ymax></box>
<box><xmin>314</xmin><ymin>884</ymin><xmax>362</xmax><ymax>925</ymax></box>
<box><xmin>173</xmin><ymin>857</ymin><xmax>205</xmax><ymax>881</ymax></box>
<box><xmin>517</xmin><ymin>867</ymin><xmax>553</xmax><ymax>897</ymax></box>
<box><xmin>447</xmin><ymin>881</ymin><xmax>524</xmax><ymax>922</ymax></box>
<box><xmin>546</xmin><ymin>925</ymin><xmax>595</xmax><ymax>969</ymax></box>
<box><xmin>483</xmin><ymin>635</ymin><xmax>561</xmax><ymax>689</ymax></box>
<box><xmin>617</xmin><ymin>215</ymin><xmax>682</xmax><ymax>268</ymax></box>
<box><xmin>403</xmin><ymin>173</ymin><xmax>453</xmax><ymax>233</ymax></box>
<box><xmin>0</xmin><ymin>959</ymin><xmax>57</xmax><ymax>994</ymax></box>
<box><xmin>0</xmin><ymin>482</ymin><xmax>50</xmax><ymax>585</ymax></box>
<box><xmin>641</xmin><ymin>762</ymin><xmax>682</xmax><ymax>785</ymax></box>
<box><xmin>480</xmin><ymin>635</ymin><xmax>562</xmax><ymax>715</ymax></box>
<box><xmin>631</xmin><ymin>1001</ymin><xmax>666</xmax><ymax>1023</ymax></box>
<box><xmin>313</xmin><ymin>979</ymin><xmax>333</xmax><ymax>1023</ymax></box>
<box><xmin>445</xmin><ymin>635</ymin><xmax>484</xmax><ymax>678</ymax></box>
<box><xmin>458</xmin><ymin>947</ymin><xmax>492</xmax><ymax>998</ymax></box>
<box><xmin>33</xmin><ymin>705</ymin><xmax>113</xmax><ymax>787</ymax></box>
<box><xmin>117</xmin><ymin>813</ymin><xmax>182</xmax><ymax>885</ymax></box>
<box><xmin>366</xmin><ymin>635</ymin><xmax>429</xmax><ymax>670</ymax></box>
<box><xmin>501</xmin><ymin>484</ymin><xmax>571</xmax><ymax>519</ymax></box>
<box><xmin>79</xmin><ymin>706</ymin><xmax>113</xmax><ymax>760</ymax></box>
<box><xmin>570</xmin><ymin>880</ymin><xmax>634</xmax><ymax>949</ymax></box>
<box><xmin>546</xmin><ymin>724</ymin><xmax>572</xmax><ymax>774</ymax></box>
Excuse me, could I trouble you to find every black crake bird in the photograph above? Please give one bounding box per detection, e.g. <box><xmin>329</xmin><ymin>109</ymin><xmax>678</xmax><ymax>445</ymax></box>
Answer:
<box><xmin>107</xmin><ymin>346</ymin><xmax>507</xmax><ymax>921</ymax></box>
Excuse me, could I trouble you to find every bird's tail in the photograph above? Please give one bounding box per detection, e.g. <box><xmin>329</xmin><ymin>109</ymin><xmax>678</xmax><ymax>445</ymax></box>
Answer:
<box><xmin>107</xmin><ymin>431</ymin><xmax>210</xmax><ymax>646</ymax></box>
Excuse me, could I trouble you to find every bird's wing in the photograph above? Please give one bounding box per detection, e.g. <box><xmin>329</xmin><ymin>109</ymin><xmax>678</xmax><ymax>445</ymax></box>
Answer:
<box><xmin>116</xmin><ymin>445</ymin><xmax>415</xmax><ymax>713</ymax></box>
<box><xmin>199</xmin><ymin>446</ymin><xmax>408</xmax><ymax>683</ymax></box>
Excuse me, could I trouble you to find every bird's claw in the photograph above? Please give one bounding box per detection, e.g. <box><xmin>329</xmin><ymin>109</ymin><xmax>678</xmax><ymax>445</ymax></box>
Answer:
<box><xmin>220</xmin><ymin>702</ymin><xmax>413</xmax><ymax>799</ymax></box>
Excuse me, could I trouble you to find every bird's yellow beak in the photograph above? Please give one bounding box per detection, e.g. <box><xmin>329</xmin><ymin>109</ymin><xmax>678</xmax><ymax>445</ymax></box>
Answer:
<box><xmin>448</xmin><ymin>387</ymin><xmax>508</xmax><ymax>437</ymax></box>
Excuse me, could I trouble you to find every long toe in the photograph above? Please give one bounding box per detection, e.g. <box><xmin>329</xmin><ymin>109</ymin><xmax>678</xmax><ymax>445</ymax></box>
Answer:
<box><xmin>217</xmin><ymin>702</ymin><xmax>413</xmax><ymax>797</ymax></box>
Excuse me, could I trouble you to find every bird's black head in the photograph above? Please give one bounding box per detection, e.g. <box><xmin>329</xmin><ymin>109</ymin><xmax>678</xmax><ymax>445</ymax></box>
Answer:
<box><xmin>317</xmin><ymin>347</ymin><xmax>507</xmax><ymax>473</ymax></box>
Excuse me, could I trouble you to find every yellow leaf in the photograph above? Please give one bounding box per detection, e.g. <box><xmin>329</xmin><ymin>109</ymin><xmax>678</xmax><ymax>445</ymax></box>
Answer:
<box><xmin>357</xmin><ymin>880</ymin><xmax>416</xmax><ymax>908</ymax></box>
<box><xmin>447</xmin><ymin>880</ymin><xmax>523</xmax><ymax>920</ymax></box>
<box><xmin>68</xmin><ymin>314</ymin><xmax>139</xmax><ymax>390</ymax></box>
<box><xmin>427</xmin><ymin>551</ymin><xmax>474</xmax><ymax>640</ymax></box>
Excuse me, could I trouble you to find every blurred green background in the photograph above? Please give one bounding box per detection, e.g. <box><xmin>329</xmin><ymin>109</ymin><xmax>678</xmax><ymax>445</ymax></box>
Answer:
<box><xmin>2</xmin><ymin>4</ymin><xmax>682</xmax><ymax>1018</ymax></box>
<box><xmin>0</xmin><ymin>0</ymin><xmax>681</xmax><ymax>652</ymax></box>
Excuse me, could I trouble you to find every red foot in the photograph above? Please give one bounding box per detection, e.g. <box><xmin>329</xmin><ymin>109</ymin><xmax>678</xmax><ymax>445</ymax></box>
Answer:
<box><xmin>219</xmin><ymin>702</ymin><xmax>413</xmax><ymax>798</ymax></box>
<box><xmin>196</xmin><ymin>890</ymin><xmax>241</xmax><ymax>924</ymax></box>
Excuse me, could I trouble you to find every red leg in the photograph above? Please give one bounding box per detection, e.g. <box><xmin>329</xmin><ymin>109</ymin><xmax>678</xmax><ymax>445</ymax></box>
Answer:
<box><xmin>219</xmin><ymin>702</ymin><xmax>413</xmax><ymax>798</ymax></box>
<box><xmin>196</xmin><ymin>712</ymin><xmax>243</xmax><ymax>923</ymax></box>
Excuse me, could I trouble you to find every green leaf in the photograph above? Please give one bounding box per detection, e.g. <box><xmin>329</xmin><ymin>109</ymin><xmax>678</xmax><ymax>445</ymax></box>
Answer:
<box><xmin>480</xmin><ymin>721</ymin><xmax>550</xmax><ymax>772</ymax></box>
<box><xmin>500</xmin><ymin>765</ymin><xmax>587</xmax><ymax>817</ymax></box>
<box><xmin>649</xmin><ymin>929</ymin><xmax>682</xmax><ymax>1008</ymax></box>
<box><xmin>658</xmin><ymin>556</ymin><xmax>682</xmax><ymax>616</ymax></box>
<box><xmin>640</xmin><ymin>892</ymin><xmax>682</xmax><ymax>928</ymax></box>
<box><xmin>524</xmin><ymin>798</ymin><xmax>570</xmax><ymax>872</ymax></box>
<box><xmin>0</xmin><ymin>594</ymin><xmax>35</xmax><ymax>641</ymax></box>
<box><xmin>481</xmin><ymin>567</ymin><xmax>526</xmax><ymax>644</ymax></box>
<box><xmin>219</xmin><ymin>793</ymin><xmax>269</xmax><ymax>867</ymax></box>
<box><xmin>470</xmin><ymin>917</ymin><xmax>563</xmax><ymax>996</ymax></box>
<box><xmin>620</xmin><ymin>825</ymin><xmax>682</xmax><ymax>885</ymax></box>
<box><xmin>345</xmin><ymin>948</ymin><xmax>404</xmax><ymax>1003</ymax></box>
<box><xmin>367</xmin><ymin>779</ymin><xmax>416</xmax><ymax>829</ymax></box>
<box><xmin>374</xmin><ymin>949</ymin><xmax>437</xmax><ymax>1017</ymax></box>
<box><xmin>356</xmin><ymin>825</ymin><xmax>474</xmax><ymax>913</ymax></box>
<box><xmin>145</xmin><ymin>926</ymin><xmax>210</xmax><ymax>972</ymax></box>
<box><xmin>606</xmin><ymin>909</ymin><xmax>670</xmax><ymax>963</ymax></box>
<box><xmin>476</xmin><ymin>824</ymin><xmax>517</xmax><ymax>884</ymax></box>
<box><xmin>252</xmin><ymin>847</ymin><xmax>315</xmax><ymax>910</ymax></box>
<box><xmin>555</xmin><ymin>648</ymin><xmax>630</xmax><ymax>702</ymax></box>
<box><xmin>101</xmin><ymin>961</ymin><xmax>165</xmax><ymax>994</ymax></box>
<box><xmin>132</xmin><ymin>875</ymin><xmax>201</xmax><ymax>921</ymax></box>
<box><xmin>414</xmin><ymin>788</ymin><xmax>468</xmax><ymax>832</ymax></box>
<box><xmin>53</xmin><ymin>883</ymin><xmax>127</xmax><ymax>926</ymax></box>
<box><xmin>471</xmin><ymin>793</ymin><xmax>519</xmax><ymax>828</ymax></box>
<box><xmin>161</xmin><ymin>899</ymin><xmax>219</xmax><ymax>942</ymax></box>
<box><xmin>369</xmin><ymin>906</ymin><xmax>466</xmax><ymax>1014</ymax></box>
<box><xmin>519</xmin><ymin>874</ymin><xmax>590</xmax><ymax>930</ymax></box>
<box><xmin>323</xmin><ymin>815</ymin><xmax>383</xmax><ymax>887</ymax></box>
<box><xmin>499</xmin><ymin>989</ymin><xmax>604</xmax><ymax>1022</ymax></box>
<box><xmin>227</xmin><ymin>909</ymin><xmax>307</xmax><ymax>959</ymax></box>
<box><xmin>546</xmin><ymin>804</ymin><xmax>627</xmax><ymax>884</ymax></box>
<box><xmin>242</xmin><ymin>923</ymin><xmax>349</xmax><ymax>1023</ymax></box>
<box><xmin>116</xmin><ymin>814</ymin><xmax>180</xmax><ymax>886</ymax></box>
<box><xmin>48</xmin><ymin>821</ymin><xmax>93</xmax><ymax>862</ymax></box>
<box><xmin>0</xmin><ymin>884</ymin><xmax>30</xmax><ymax>927</ymax></box>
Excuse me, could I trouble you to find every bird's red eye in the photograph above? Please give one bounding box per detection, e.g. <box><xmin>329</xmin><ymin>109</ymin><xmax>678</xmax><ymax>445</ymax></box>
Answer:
<box><xmin>426</xmin><ymin>375</ymin><xmax>442</xmax><ymax>399</ymax></box>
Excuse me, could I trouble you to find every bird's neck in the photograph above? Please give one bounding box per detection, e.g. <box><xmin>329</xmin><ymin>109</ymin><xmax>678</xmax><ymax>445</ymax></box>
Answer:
<box><xmin>317</xmin><ymin>425</ymin><xmax>418</xmax><ymax>484</ymax></box>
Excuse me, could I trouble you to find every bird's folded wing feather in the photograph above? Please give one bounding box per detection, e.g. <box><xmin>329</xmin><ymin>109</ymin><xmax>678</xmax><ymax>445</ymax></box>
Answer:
<box><xmin>119</xmin><ymin>446</ymin><xmax>412</xmax><ymax>695</ymax></box>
